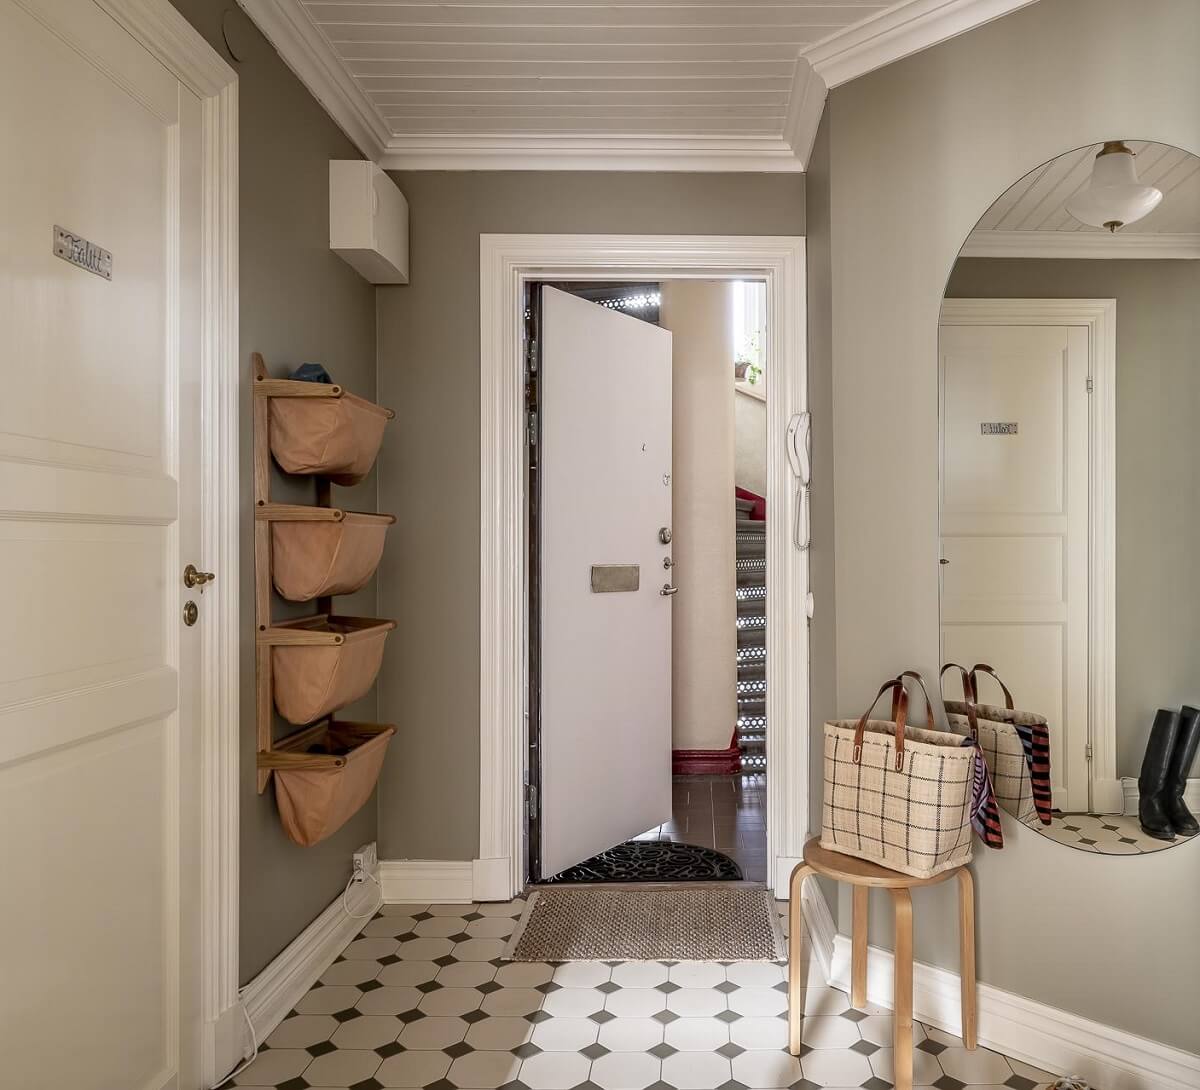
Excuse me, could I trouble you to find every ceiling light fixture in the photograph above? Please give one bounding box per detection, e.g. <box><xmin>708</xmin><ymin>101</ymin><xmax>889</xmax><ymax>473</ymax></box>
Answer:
<box><xmin>1066</xmin><ymin>141</ymin><xmax>1162</xmax><ymax>232</ymax></box>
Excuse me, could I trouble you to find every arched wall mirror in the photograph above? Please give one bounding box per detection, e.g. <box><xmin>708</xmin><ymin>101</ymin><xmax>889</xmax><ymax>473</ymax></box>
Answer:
<box><xmin>939</xmin><ymin>140</ymin><xmax>1200</xmax><ymax>856</ymax></box>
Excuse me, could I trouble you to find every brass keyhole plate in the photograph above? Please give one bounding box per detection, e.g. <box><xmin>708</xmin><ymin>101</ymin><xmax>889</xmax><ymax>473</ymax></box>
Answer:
<box><xmin>183</xmin><ymin>600</ymin><xmax>198</xmax><ymax>626</ymax></box>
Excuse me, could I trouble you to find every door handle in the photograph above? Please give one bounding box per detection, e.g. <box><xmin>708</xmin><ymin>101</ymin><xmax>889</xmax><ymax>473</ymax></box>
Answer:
<box><xmin>660</xmin><ymin>584</ymin><xmax>678</xmax><ymax>597</ymax></box>
<box><xmin>184</xmin><ymin>563</ymin><xmax>216</xmax><ymax>591</ymax></box>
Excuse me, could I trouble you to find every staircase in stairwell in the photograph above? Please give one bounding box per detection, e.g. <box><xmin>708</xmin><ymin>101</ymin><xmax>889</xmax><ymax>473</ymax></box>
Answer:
<box><xmin>735</xmin><ymin>496</ymin><xmax>766</xmax><ymax>771</ymax></box>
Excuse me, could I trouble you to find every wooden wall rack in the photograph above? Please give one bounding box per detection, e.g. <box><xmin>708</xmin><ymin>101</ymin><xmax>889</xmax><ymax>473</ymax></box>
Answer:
<box><xmin>252</xmin><ymin>352</ymin><xmax>397</xmax><ymax>816</ymax></box>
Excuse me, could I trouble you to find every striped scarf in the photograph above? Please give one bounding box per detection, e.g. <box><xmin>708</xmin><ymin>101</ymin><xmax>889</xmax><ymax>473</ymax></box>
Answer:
<box><xmin>961</xmin><ymin>737</ymin><xmax>1004</xmax><ymax>849</ymax></box>
<box><xmin>1012</xmin><ymin>722</ymin><xmax>1053</xmax><ymax>825</ymax></box>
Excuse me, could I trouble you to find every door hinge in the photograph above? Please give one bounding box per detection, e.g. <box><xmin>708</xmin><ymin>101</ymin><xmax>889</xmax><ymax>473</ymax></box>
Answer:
<box><xmin>525</xmin><ymin>784</ymin><xmax>539</xmax><ymax>820</ymax></box>
<box><xmin>1085</xmin><ymin>743</ymin><xmax>1094</xmax><ymax>761</ymax></box>
<box><xmin>527</xmin><ymin>409</ymin><xmax>538</xmax><ymax>447</ymax></box>
<box><xmin>1086</xmin><ymin>376</ymin><xmax>1094</xmax><ymax>393</ymax></box>
<box><xmin>526</xmin><ymin>338</ymin><xmax>538</xmax><ymax>376</ymax></box>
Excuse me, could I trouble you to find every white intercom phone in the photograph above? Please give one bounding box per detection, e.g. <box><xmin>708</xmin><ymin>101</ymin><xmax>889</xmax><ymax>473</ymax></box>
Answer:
<box><xmin>786</xmin><ymin>411</ymin><xmax>812</xmax><ymax>551</ymax></box>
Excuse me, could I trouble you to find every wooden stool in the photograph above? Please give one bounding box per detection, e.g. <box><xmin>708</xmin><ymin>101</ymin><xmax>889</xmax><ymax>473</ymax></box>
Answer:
<box><xmin>787</xmin><ymin>838</ymin><xmax>977</xmax><ymax>1090</ymax></box>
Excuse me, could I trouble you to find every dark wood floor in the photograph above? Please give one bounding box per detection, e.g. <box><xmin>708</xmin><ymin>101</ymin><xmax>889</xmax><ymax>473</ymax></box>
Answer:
<box><xmin>634</xmin><ymin>773</ymin><xmax>767</xmax><ymax>882</ymax></box>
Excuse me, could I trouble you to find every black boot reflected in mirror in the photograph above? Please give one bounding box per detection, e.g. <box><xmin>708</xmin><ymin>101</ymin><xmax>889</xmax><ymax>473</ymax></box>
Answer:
<box><xmin>1163</xmin><ymin>706</ymin><xmax>1200</xmax><ymax>838</ymax></box>
<box><xmin>1138</xmin><ymin>710</ymin><xmax>1181</xmax><ymax>841</ymax></box>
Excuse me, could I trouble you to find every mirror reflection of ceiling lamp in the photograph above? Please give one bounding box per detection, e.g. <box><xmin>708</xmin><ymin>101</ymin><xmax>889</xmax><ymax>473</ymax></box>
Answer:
<box><xmin>1066</xmin><ymin>141</ymin><xmax>1163</xmax><ymax>232</ymax></box>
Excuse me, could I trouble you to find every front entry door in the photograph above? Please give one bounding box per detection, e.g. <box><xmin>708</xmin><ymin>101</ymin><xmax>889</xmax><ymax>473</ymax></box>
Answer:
<box><xmin>0</xmin><ymin>0</ymin><xmax>207</xmax><ymax>1084</ymax></box>
<box><xmin>939</xmin><ymin>318</ymin><xmax>1090</xmax><ymax>813</ymax></box>
<box><xmin>537</xmin><ymin>286</ymin><xmax>674</xmax><ymax>878</ymax></box>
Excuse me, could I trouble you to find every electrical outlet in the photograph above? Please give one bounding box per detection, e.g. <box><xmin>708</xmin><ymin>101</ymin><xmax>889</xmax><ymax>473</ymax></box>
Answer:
<box><xmin>352</xmin><ymin>841</ymin><xmax>377</xmax><ymax>883</ymax></box>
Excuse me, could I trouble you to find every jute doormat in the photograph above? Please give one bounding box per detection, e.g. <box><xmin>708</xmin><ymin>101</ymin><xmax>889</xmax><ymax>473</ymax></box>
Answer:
<box><xmin>503</xmin><ymin>886</ymin><xmax>786</xmax><ymax>962</ymax></box>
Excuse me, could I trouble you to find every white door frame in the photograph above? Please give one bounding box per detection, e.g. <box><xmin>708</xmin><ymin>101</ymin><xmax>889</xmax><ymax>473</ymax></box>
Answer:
<box><xmin>87</xmin><ymin>0</ymin><xmax>241</xmax><ymax>1080</ymax></box>
<box><xmin>479</xmin><ymin>234</ymin><xmax>809</xmax><ymax>899</ymax></box>
<box><xmin>939</xmin><ymin>298</ymin><xmax>1118</xmax><ymax>814</ymax></box>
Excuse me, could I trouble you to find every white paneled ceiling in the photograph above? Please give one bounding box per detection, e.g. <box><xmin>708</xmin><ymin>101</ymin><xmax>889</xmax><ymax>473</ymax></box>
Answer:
<box><xmin>305</xmin><ymin>1</ymin><xmax>888</xmax><ymax>140</ymax></box>
<box><xmin>238</xmin><ymin>0</ymin><xmax>1043</xmax><ymax>169</ymax></box>
<box><xmin>963</xmin><ymin>142</ymin><xmax>1200</xmax><ymax>257</ymax></box>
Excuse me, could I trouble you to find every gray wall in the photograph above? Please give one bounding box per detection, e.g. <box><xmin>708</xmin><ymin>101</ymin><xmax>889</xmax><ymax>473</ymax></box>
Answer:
<box><xmin>805</xmin><ymin>113</ymin><xmax>839</xmax><ymax>914</ymax></box>
<box><xmin>825</xmin><ymin>0</ymin><xmax>1200</xmax><ymax>1051</ymax></box>
<box><xmin>946</xmin><ymin>257</ymin><xmax>1200</xmax><ymax>778</ymax></box>
<box><xmin>168</xmin><ymin>0</ymin><xmax>379</xmax><ymax>983</ymax></box>
<box><xmin>374</xmin><ymin>172</ymin><xmax>806</xmax><ymax>861</ymax></box>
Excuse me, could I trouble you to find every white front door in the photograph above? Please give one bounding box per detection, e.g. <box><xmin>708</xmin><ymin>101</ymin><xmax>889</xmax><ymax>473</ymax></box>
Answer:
<box><xmin>0</xmin><ymin>0</ymin><xmax>206</xmax><ymax>1084</ymax></box>
<box><xmin>538</xmin><ymin>287</ymin><xmax>674</xmax><ymax>878</ymax></box>
<box><xmin>939</xmin><ymin>319</ymin><xmax>1090</xmax><ymax>813</ymax></box>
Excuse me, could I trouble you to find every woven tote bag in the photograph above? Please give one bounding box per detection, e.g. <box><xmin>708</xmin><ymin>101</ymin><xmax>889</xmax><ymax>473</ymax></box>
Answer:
<box><xmin>941</xmin><ymin>663</ymin><xmax>1039</xmax><ymax>827</ymax></box>
<box><xmin>967</xmin><ymin>665</ymin><xmax>1053</xmax><ymax>826</ymax></box>
<box><xmin>821</xmin><ymin>679</ymin><xmax>976</xmax><ymax>879</ymax></box>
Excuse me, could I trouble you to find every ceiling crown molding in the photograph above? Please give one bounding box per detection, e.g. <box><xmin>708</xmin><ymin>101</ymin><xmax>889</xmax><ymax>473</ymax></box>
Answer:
<box><xmin>782</xmin><ymin>61</ymin><xmax>828</xmax><ymax>171</ymax></box>
<box><xmin>805</xmin><ymin>0</ymin><xmax>1043</xmax><ymax>89</ymax></box>
<box><xmin>238</xmin><ymin>0</ymin><xmax>1044</xmax><ymax>172</ymax></box>
<box><xmin>961</xmin><ymin>230</ymin><xmax>1200</xmax><ymax>259</ymax></box>
<box><xmin>377</xmin><ymin>134</ymin><xmax>803</xmax><ymax>173</ymax></box>
<box><xmin>237</xmin><ymin>0</ymin><xmax>388</xmax><ymax>161</ymax></box>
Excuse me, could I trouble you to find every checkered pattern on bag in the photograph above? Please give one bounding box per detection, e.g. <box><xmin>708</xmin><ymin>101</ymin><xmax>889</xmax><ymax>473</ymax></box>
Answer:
<box><xmin>820</xmin><ymin>719</ymin><xmax>975</xmax><ymax>879</ymax></box>
<box><xmin>946</xmin><ymin>706</ymin><xmax>1039</xmax><ymax>827</ymax></box>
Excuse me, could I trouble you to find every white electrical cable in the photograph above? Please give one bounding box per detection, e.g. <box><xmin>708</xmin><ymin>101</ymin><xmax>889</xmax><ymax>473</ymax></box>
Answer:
<box><xmin>342</xmin><ymin>868</ymin><xmax>383</xmax><ymax>920</ymax></box>
<box><xmin>215</xmin><ymin>991</ymin><xmax>259</xmax><ymax>1086</ymax></box>
<box><xmin>213</xmin><ymin>869</ymin><xmax>380</xmax><ymax>1085</ymax></box>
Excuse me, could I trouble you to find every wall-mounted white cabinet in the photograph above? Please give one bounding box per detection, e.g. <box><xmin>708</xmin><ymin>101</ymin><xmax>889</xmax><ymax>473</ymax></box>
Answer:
<box><xmin>329</xmin><ymin>160</ymin><xmax>409</xmax><ymax>285</ymax></box>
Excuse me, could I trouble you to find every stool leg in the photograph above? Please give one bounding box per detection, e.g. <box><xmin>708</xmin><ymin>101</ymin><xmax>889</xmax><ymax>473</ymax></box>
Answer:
<box><xmin>787</xmin><ymin>863</ymin><xmax>815</xmax><ymax>1055</ymax></box>
<box><xmin>851</xmin><ymin>885</ymin><xmax>868</xmax><ymax>1009</ymax></box>
<box><xmin>957</xmin><ymin>868</ymin><xmax>977</xmax><ymax>1050</ymax></box>
<box><xmin>889</xmin><ymin>888</ymin><xmax>914</xmax><ymax>1090</ymax></box>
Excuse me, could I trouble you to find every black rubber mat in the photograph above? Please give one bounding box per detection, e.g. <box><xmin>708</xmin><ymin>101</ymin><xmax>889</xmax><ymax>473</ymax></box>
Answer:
<box><xmin>542</xmin><ymin>840</ymin><xmax>743</xmax><ymax>884</ymax></box>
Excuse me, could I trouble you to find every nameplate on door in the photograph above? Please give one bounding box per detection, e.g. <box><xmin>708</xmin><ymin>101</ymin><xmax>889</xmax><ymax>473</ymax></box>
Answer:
<box><xmin>53</xmin><ymin>225</ymin><xmax>112</xmax><ymax>280</ymax></box>
<box><xmin>591</xmin><ymin>564</ymin><xmax>640</xmax><ymax>593</ymax></box>
<box><xmin>980</xmin><ymin>422</ymin><xmax>1018</xmax><ymax>435</ymax></box>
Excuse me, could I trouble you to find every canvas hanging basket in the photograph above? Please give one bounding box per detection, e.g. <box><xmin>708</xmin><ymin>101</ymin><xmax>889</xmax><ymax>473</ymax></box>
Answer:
<box><xmin>272</xmin><ymin>511</ymin><xmax>393</xmax><ymax>602</ymax></box>
<box><xmin>269</xmin><ymin>391</ymin><xmax>390</xmax><ymax>485</ymax></box>
<box><xmin>272</xmin><ymin>616</ymin><xmax>394</xmax><ymax>725</ymax></box>
<box><xmin>273</xmin><ymin>722</ymin><xmax>395</xmax><ymax>847</ymax></box>
<box><xmin>948</xmin><ymin>664</ymin><xmax>1053</xmax><ymax>826</ymax></box>
<box><xmin>821</xmin><ymin>678</ymin><xmax>976</xmax><ymax>878</ymax></box>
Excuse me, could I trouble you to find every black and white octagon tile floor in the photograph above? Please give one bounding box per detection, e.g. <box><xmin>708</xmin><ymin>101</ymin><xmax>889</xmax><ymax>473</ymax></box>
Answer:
<box><xmin>220</xmin><ymin>897</ymin><xmax>1056</xmax><ymax>1090</ymax></box>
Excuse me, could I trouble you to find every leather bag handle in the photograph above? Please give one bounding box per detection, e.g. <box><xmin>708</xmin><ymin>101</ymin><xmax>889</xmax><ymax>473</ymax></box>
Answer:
<box><xmin>853</xmin><ymin>678</ymin><xmax>907</xmax><ymax>771</ymax></box>
<box><xmin>970</xmin><ymin>663</ymin><xmax>1015</xmax><ymax>710</ymax></box>
<box><xmin>940</xmin><ymin>662</ymin><xmax>979</xmax><ymax>737</ymax></box>
<box><xmin>891</xmin><ymin>670</ymin><xmax>938</xmax><ymax>732</ymax></box>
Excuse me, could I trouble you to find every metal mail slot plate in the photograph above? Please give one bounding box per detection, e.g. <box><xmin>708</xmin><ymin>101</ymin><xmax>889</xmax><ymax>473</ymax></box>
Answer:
<box><xmin>591</xmin><ymin>564</ymin><xmax>640</xmax><ymax>593</ymax></box>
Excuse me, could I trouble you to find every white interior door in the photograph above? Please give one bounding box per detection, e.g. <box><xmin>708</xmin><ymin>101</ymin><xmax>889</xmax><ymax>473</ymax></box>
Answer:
<box><xmin>0</xmin><ymin>0</ymin><xmax>205</xmax><ymax>1084</ymax></box>
<box><xmin>539</xmin><ymin>286</ymin><xmax>674</xmax><ymax>878</ymax></box>
<box><xmin>939</xmin><ymin>320</ymin><xmax>1090</xmax><ymax>813</ymax></box>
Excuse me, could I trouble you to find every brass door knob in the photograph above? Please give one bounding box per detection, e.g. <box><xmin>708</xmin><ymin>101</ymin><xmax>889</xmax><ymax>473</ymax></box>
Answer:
<box><xmin>184</xmin><ymin>564</ymin><xmax>216</xmax><ymax>589</ymax></box>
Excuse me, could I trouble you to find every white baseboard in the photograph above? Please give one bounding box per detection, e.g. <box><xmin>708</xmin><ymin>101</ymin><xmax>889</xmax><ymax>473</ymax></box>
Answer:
<box><xmin>472</xmin><ymin>856</ymin><xmax>515</xmax><ymax>901</ymax></box>
<box><xmin>205</xmin><ymin>1001</ymin><xmax>247</xmax><ymax>1088</ymax></box>
<box><xmin>800</xmin><ymin>884</ymin><xmax>1200</xmax><ymax>1090</ymax></box>
<box><xmin>1121</xmin><ymin>776</ymin><xmax>1200</xmax><ymax>817</ymax></box>
<box><xmin>380</xmin><ymin>859</ymin><xmax>475</xmax><ymax>903</ymax></box>
<box><xmin>239</xmin><ymin>865</ymin><xmax>380</xmax><ymax>1052</ymax></box>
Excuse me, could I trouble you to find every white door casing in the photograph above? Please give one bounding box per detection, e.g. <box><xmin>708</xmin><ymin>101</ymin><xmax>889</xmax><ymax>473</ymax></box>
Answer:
<box><xmin>939</xmin><ymin>300</ymin><xmax>1116</xmax><ymax>815</ymax></box>
<box><xmin>0</xmin><ymin>0</ymin><xmax>239</xmax><ymax>1086</ymax></box>
<box><xmin>478</xmin><ymin>235</ymin><xmax>808</xmax><ymax>900</ymax></box>
<box><xmin>538</xmin><ymin>287</ymin><xmax>673</xmax><ymax>877</ymax></box>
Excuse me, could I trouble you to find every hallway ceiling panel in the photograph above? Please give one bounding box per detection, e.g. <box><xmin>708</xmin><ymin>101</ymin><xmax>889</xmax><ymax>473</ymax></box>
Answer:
<box><xmin>238</xmin><ymin>0</ymin><xmax>1043</xmax><ymax>169</ymax></box>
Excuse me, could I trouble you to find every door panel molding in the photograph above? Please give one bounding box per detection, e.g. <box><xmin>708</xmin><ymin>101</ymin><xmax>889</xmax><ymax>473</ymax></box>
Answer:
<box><xmin>480</xmin><ymin>234</ymin><xmax>809</xmax><ymax>898</ymax></box>
<box><xmin>939</xmin><ymin>299</ymin><xmax>1117</xmax><ymax>814</ymax></box>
